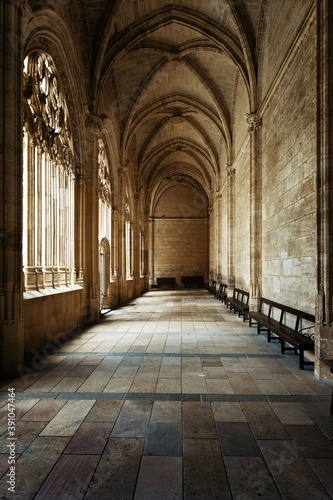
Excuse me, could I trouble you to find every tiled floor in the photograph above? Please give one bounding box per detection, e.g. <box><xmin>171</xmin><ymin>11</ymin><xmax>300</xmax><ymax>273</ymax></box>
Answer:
<box><xmin>0</xmin><ymin>289</ymin><xmax>333</xmax><ymax>499</ymax></box>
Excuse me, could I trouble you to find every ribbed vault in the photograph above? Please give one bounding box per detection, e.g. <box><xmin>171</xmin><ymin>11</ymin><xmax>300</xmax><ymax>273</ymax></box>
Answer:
<box><xmin>80</xmin><ymin>0</ymin><xmax>261</xmax><ymax>210</ymax></box>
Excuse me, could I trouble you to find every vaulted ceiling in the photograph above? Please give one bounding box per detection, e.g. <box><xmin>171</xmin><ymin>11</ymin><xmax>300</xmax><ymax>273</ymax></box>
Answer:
<box><xmin>28</xmin><ymin>0</ymin><xmax>264</xmax><ymax>209</ymax></box>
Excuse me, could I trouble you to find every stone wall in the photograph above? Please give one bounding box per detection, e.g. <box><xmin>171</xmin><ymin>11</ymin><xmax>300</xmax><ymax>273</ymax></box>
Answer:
<box><xmin>234</xmin><ymin>141</ymin><xmax>251</xmax><ymax>289</ymax></box>
<box><xmin>261</xmin><ymin>17</ymin><xmax>317</xmax><ymax>312</ymax></box>
<box><xmin>153</xmin><ymin>185</ymin><xmax>208</xmax><ymax>286</ymax></box>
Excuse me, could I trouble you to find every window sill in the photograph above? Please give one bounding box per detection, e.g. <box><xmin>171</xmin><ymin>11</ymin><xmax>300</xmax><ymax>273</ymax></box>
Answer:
<box><xmin>23</xmin><ymin>284</ymin><xmax>83</xmax><ymax>300</ymax></box>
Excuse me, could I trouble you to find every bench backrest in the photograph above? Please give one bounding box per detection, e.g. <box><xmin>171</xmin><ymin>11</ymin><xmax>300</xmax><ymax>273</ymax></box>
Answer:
<box><xmin>258</xmin><ymin>297</ymin><xmax>315</xmax><ymax>331</ymax></box>
<box><xmin>233</xmin><ymin>288</ymin><xmax>250</xmax><ymax>304</ymax></box>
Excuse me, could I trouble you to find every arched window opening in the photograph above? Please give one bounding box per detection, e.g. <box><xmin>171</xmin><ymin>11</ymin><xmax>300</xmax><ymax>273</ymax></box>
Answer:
<box><xmin>22</xmin><ymin>52</ymin><xmax>75</xmax><ymax>291</ymax></box>
<box><xmin>98</xmin><ymin>137</ymin><xmax>113</xmax><ymax>305</ymax></box>
<box><xmin>125</xmin><ymin>200</ymin><xmax>133</xmax><ymax>279</ymax></box>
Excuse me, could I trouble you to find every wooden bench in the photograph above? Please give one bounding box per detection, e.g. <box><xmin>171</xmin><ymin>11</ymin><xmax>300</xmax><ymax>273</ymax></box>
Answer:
<box><xmin>227</xmin><ymin>288</ymin><xmax>250</xmax><ymax>321</ymax></box>
<box><xmin>207</xmin><ymin>280</ymin><xmax>216</xmax><ymax>295</ymax></box>
<box><xmin>324</xmin><ymin>361</ymin><xmax>333</xmax><ymax>415</ymax></box>
<box><xmin>156</xmin><ymin>277</ymin><xmax>176</xmax><ymax>289</ymax></box>
<box><xmin>216</xmin><ymin>283</ymin><xmax>227</xmax><ymax>304</ymax></box>
<box><xmin>181</xmin><ymin>276</ymin><xmax>204</xmax><ymax>288</ymax></box>
<box><xmin>249</xmin><ymin>298</ymin><xmax>315</xmax><ymax>369</ymax></box>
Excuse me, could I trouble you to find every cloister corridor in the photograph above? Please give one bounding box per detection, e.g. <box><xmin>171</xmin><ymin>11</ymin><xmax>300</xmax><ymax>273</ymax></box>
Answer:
<box><xmin>0</xmin><ymin>289</ymin><xmax>332</xmax><ymax>499</ymax></box>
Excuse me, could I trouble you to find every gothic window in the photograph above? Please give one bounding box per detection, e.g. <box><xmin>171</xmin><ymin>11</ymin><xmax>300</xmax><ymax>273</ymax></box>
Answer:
<box><xmin>22</xmin><ymin>52</ymin><xmax>75</xmax><ymax>290</ymax></box>
<box><xmin>98</xmin><ymin>137</ymin><xmax>112</xmax><ymax>300</ymax></box>
<box><xmin>125</xmin><ymin>198</ymin><xmax>133</xmax><ymax>279</ymax></box>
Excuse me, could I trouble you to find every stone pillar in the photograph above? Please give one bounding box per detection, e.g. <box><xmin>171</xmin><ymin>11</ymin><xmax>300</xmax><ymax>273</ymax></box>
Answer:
<box><xmin>75</xmin><ymin>175</ymin><xmax>85</xmax><ymax>285</ymax></box>
<box><xmin>134</xmin><ymin>191</ymin><xmax>141</xmax><ymax>296</ymax></box>
<box><xmin>0</xmin><ymin>1</ymin><xmax>25</xmax><ymax>375</ymax></box>
<box><xmin>315</xmin><ymin>0</ymin><xmax>333</xmax><ymax>375</ymax></box>
<box><xmin>84</xmin><ymin>115</ymin><xmax>101</xmax><ymax>322</ymax></box>
<box><xmin>216</xmin><ymin>192</ymin><xmax>222</xmax><ymax>277</ymax></box>
<box><xmin>117</xmin><ymin>166</ymin><xmax>127</xmax><ymax>304</ymax></box>
<box><xmin>148</xmin><ymin>216</ymin><xmax>155</xmax><ymax>287</ymax></box>
<box><xmin>226</xmin><ymin>165</ymin><xmax>235</xmax><ymax>297</ymax></box>
<box><xmin>246</xmin><ymin>112</ymin><xmax>263</xmax><ymax>311</ymax></box>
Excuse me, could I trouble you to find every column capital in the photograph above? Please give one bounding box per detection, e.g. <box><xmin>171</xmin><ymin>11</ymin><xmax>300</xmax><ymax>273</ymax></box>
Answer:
<box><xmin>85</xmin><ymin>114</ymin><xmax>101</xmax><ymax>132</ymax></box>
<box><xmin>246</xmin><ymin>112</ymin><xmax>262</xmax><ymax>132</ymax></box>
<box><xmin>226</xmin><ymin>164</ymin><xmax>236</xmax><ymax>178</ymax></box>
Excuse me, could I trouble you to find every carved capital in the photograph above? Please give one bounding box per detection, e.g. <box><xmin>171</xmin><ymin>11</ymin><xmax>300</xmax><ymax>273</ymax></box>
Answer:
<box><xmin>118</xmin><ymin>165</ymin><xmax>128</xmax><ymax>178</ymax></box>
<box><xmin>226</xmin><ymin>165</ymin><xmax>236</xmax><ymax>178</ymax></box>
<box><xmin>85</xmin><ymin>114</ymin><xmax>101</xmax><ymax>131</ymax></box>
<box><xmin>246</xmin><ymin>112</ymin><xmax>262</xmax><ymax>132</ymax></box>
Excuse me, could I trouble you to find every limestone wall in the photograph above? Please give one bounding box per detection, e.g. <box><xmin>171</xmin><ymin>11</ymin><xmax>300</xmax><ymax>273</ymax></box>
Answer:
<box><xmin>23</xmin><ymin>287</ymin><xmax>85</xmax><ymax>356</ymax></box>
<box><xmin>153</xmin><ymin>185</ymin><xmax>208</xmax><ymax>286</ymax></box>
<box><xmin>234</xmin><ymin>141</ymin><xmax>251</xmax><ymax>289</ymax></box>
<box><xmin>261</xmin><ymin>17</ymin><xmax>317</xmax><ymax>312</ymax></box>
<box><xmin>260</xmin><ymin>0</ymin><xmax>313</xmax><ymax>100</ymax></box>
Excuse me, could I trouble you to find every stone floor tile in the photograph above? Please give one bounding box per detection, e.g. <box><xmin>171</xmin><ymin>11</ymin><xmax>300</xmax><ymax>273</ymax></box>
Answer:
<box><xmin>64</xmin><ymin>422</ymin><xmax>113</xmax><ymax>454</ymax></box>
<box><xmin>183</xmin><ymin>402</ymin><xmax>217</xmax><ymax>439</ymax></box>
<box><xmin>224</xmin><ymin>456</ymin><xmax>282</xmax><ymax>499</ymax></box>
<box><xmin>259</xmin><ymin>439</ymin><xmax>331</xmax><ymax>499</ymax></box>
<box><xmin>206</xmin><ymin>378</ymin><xmax>235</xmax><ymax>394</ymax></box>
<box><xmin>156</xmin><ymin>378</ymin><xmax>182</xmax><ymax>393</ymax></box>
<box><xmin>182</xmin><ymin>374</ymin><xmax>207</xmax><ymax>394</ymax></box>
<box><xmin>286</xmin><ymin>425</ymin><xmax>333</xmax><ymax>458</ymax></box>
<box><xmin>203</xmin><ymin>366</ymin><xmax>227</xmax><ymax>379</ymax></box>
<box><xmin>19</xmin><ymin>399</ymin><xmax>66</xmax><ymax>421</ymax></box>
<box><xmin>95</xmin><ymin>356</ymin><xmax>123</xmax><ymax>371</ymax></box>
<box><xmin>220</xmin><ymin>358</ymin><xmax>248</xmax><ymax>372</ymax></box>
<box><xmin>217</xmin><ymin>422</ymin><xmax>261</xmax><ymax>456</ymax></box>
<box><xmin>241</xmin><ymin>402</ymin><xmax>290</xmax><ymax>440</ymax></box>
<box><xmin>270</xmin><ymin>402</ymin><xmax>315</xmax><ymax>425</ymax></box>
<box><xmin>0</xmin><ymin>437</ymin><xmax>69</xmax><ymax>500</ymax></box>
<box><xmin>159</xmin><ymin>366</ymin><xmax>181</xmax><ymax>378</ymax></box>
<box><xmin>183</xmin><ymin>438</ymin><xmax>231</xmax><ymax>499</ymax></box>
<box><xmin>0</xmin><ymin>421</ymin><xmax>46</xmax><ymax>454</ymax></box>
<box><xmin>211</xmin><ymin>402</ymin><xmax>247</xmax><ymax>422</ymax></box>
<box><xmin>111</xmin><ymin>400</ymin><xmax>152</xmax><ymax>437</ymax></box>
<box><xmin>76</xmin><ymin>371</ymin><xmax>112</xmax><ymax>392</ymax></box>
<box><xmin>134</xmin><ymin>456</ymin><xmax>182</xmax><ymax>500</ymax></box>
<box><xmin>40</xmin><ymin>400</ymin><xmax>95</xmax><ymax>436</ymax></box>
<box><xmin>130</xmin><ymin>375</ymin><xmax>157</xmax><ymax>393</ymax></box>
<box><xmin>143</xmin><ymin>421</ymin><xmax>182</xmax><ymax>456</ymax></box>
<box><xmin>103</xmin><ymin>377</ymin><xmax>133</xmax><ymax>393</ymax></box>
<box><xmin>151</xmin><ymin>401</ymin><xmax>182</xmax><ymax>423</ymax></box>
<box><xmin>67</xmin><ymin>364</ymin><xmax>97</xmax><ymax>377</ymax></box>
<box><xmin>255</xmin><ymin>378</ymin><xmax>289</xmax><ymax>395</ymax></box>
<box><xmin>34</xmin><ymin>454</ymin><xmax>99</xmax><ymax>500</ymax></box>
<box><xmin>274</xmin><ymin>373</ymin><xmax>315</xmax><ymax>394</ymax></box>
<box><xmin>85</xmin><ymin>400</ymin><xmax>123</xmax><ymax>422</ymax></box>
<box><xmin>49</xmin><ymin>376</ymin><xmax>86</xmax><ymax>392</ymax></box>
<box><xmin>78</xmin><ymin>356</ymin><xmax>104</xmax><ymax>366</ymax></box>
<box><xmin>227</xmin><ymin>372</ymin><xmax>261</xmax><ymax>394</ymax></box>
<box><xmin>307</xmin><ymin>458</ymin><xmax>333</xmax><ymax>498</ymax></box>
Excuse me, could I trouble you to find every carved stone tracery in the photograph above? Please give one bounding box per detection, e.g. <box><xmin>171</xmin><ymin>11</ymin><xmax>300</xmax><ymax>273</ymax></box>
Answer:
<box><xmin>98</xmin><ymin>137</ymin><xmax>112</xmax><ymax>207</ymax></box>
<box><xmin>23</xmin><ymin>51</ymin><xmax>75</xmax><ymax>176</ymax></box>
<box><xmin>246</xmin><ymin>112</ymin><xmax>262</xmax><ymax>132</ymax></box>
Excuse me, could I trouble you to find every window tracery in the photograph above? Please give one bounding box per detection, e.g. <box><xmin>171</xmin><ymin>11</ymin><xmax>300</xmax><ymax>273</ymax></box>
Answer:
<box><xmin>98</xmin><ymin>137</ymin><xmax>113</xmax><ymax>301</ymax></box>
<box><xmin>22</xmin><ymin>51</ymin><xmax>76</xmax><ymax>291</ymax></box>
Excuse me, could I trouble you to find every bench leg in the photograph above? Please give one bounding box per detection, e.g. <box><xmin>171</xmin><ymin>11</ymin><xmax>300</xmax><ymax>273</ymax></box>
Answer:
<box><xmin>299</xmin><ymin>349</ymin><xmax>304</xmax><ymax>370</ymax></box>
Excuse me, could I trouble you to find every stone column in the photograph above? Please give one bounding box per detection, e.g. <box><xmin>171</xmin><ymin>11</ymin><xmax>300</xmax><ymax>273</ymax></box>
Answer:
<box><xmin>0</xmin><ymin>1</ymin><xmax>25</xmax><ymax>375</ymax></box>
<box><xmin>246</xmin><ymin>112</ymin><xmax>262</xmax><ymax>311</ymax></box>
<box><xmin>148</xmin><ymin>216</ymin><xmax>155</xmax><ymax>288</ymax></box>
<box><xmin>117</xmin><ymin>166</ymin><xmax>127</xmax><ymax>304</ymax></box>
<box><xmin>216</xmin><ymin>192</ymin><xmax>222</xmax><ymax>277</ymax></box>
<box><xmin>84</xmin><ymin>115</ymin><xmax>101</xmax><ymax>322</ymax></box>
<box><xmin>134</xmin><ymin>191</ymin><xmax>141</xmax><ymax>296</ymax></box>
<box><xmin>75</xmin><ymin>175</ymin><xmax>85</xmax><ymax>285</ymax></box>
<box><xmin>315</xmin><ymin>0</ymin><xmax>333</xmax><ymax>375</ymax></box>
<box><xmin>226</xmin><ymin>165</ymin><xmax>235</xmax><ymax>298</ymax></box>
